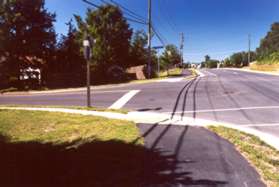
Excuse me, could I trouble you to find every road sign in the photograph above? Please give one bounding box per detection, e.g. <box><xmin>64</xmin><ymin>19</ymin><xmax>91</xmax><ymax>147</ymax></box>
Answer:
<box><xmin>153</xmin><ymin>46</ymin><xmax>164</xmax><ymax>50</ymax></box>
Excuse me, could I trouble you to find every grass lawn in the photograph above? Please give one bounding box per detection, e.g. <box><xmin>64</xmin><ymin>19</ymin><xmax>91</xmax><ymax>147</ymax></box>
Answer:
<box><xmin>209</xmin><ymin>126</ymin><xmax>279</xmax><ymax>187</ymax></box>
<box><xmin>0</xmin><ymin>110</ymin><xmax>146</xmax><ymax>186</ymax></box>
<box><xmin>248</xmin><ymin>60</ymin><xmax>279</xmax><ymax>72</ymax></box>
<box><xmin>158</xmin><ymin>68</ymin><xmax>183</xmax><ymax>78</ymax></box>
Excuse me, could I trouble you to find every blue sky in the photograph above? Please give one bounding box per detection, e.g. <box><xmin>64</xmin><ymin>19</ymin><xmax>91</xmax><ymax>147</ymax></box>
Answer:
<box><xmin>45</xmin><ymin>0</ymin><xmax>279</xmax><ymax>62</ymax></box>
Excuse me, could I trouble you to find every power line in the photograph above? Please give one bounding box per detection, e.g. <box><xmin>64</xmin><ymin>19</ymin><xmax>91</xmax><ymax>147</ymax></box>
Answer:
<box><xmin>109</xmin><ymin>0</ymin><xmax>146</xmax><ymax>22</ymax></box>
<box><xmin>157</xmin><ymin>0</ymin><xmax>177</xmax><ymax>34</ymax></box>
<box><xmin>99</xmin><ymin>0</ymin><xmax>147</xmax><ymax>24</ymax></box>
<box><xmin>82</xmin><ymin>0</ymin><xmax>147</xmax><ymax>25</ymax></box>
<box><xmin>82</xmin><ymin>0</ymin><xmax>100</xmax><ymax>8</ymax></box>
<box><xmin>152</xmin><ymin>25</ymin><xmax>167</xmax><ymax>47</ymax></box>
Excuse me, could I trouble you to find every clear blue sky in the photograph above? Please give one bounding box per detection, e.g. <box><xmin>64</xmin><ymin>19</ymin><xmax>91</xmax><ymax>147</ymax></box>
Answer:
<box><xmin>45</xmin><ymin>0</ymin><xmax>279</xmax><ymax>62</ymax></box>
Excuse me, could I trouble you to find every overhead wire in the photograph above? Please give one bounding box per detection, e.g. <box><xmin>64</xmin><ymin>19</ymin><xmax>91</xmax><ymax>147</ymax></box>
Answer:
<box><xmin>99</xmin><ymin>0</ymin><xmax>147</xmax><ymax>24</ymax></box>
<box><xmin>82</xmin><ymin>0</ymin><xmax>147</xmax><ymax>25</ymax></box>
<box><xmin>157</xmin><ymin>0</ymin><xmax>177</xmax><ymax>34</ymax></box>
<box><xmin>83</xmin><ymin>0</ymin><xmax>170</xmax><ymax>48</ymax></box>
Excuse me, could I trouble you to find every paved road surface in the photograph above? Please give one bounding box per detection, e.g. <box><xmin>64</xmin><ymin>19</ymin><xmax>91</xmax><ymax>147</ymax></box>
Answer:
<box><xmin>138</xmin><ymin>124</ymin><xmax>264</xmax><ymax>187</ymax></box>
<box><xmin>1</xmin><ymin>69</ymin><xmax>279</xmax><ymax>137</ymax></box>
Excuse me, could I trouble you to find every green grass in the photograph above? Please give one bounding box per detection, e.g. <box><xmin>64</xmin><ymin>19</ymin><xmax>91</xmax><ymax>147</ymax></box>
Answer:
<box><xmin>0</xmin><ymin>109</ymin><xmax>148</xmax><ymax>186</ymax></box>
<box><xmin>209</xmin><ymin>126</ymin><xmax>279</xmax><ymax>187</ymax></box>
<box><xmin>0</xmin><ymin>87</ymin><xmax>18</xmax><ymax>94</ymax></box>
<box><xmin>129</xmin><ymin>68</ymin><xmax>185</xmax><ymax>84</ymax></box>
<box><xmin>0</xmin><ymin>104</ymin><xmax>129</xmax><ymax>114</ymax></box>
<box><xmin>0</xmin><ymin>110</ymin><xmax>141</xmax><ymax>144</ymax></box>
<box><xmin>250</xmin><ymin>63</ymin><xmax>279</xmax><ymax>72</ymax></box>
<box><xmin>158</xmin><ymin>68</ymin><xmax>183</xmax><ymax>78</ymax></box>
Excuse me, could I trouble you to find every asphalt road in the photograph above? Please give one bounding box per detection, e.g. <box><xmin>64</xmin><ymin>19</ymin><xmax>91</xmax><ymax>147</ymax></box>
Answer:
<box><xmin>138</xmin><ymin>124</ymin><xmax>264</xmax><ymax>187</ymax></box>
<box><xmin>1</xmin><ymin>69</ymin><xmax>279</xmax><ymax>137</ymax></box>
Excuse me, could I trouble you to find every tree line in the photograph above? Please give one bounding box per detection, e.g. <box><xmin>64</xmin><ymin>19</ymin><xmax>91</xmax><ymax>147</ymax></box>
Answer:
<box><xmin>0</xmin><ymin>0</ymin><xmax>181</xmax><ymax>90</ymax></box>
<box><xmin>212</xmin><ymin>22</ymin><xmax>279</xmax><ymax>68</ymax></box>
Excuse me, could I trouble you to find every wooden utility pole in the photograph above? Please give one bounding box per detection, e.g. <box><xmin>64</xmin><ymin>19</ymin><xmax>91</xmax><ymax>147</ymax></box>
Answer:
<box><xmin>180</xmin><ymin>33</ymin><xmax>184</xmax><ymax>66</ymax></box>
<box><xmin>248</xmin><ymin>34</ymin><xmax>251</xmax><ymax>64</ymax></box>
<box><xmin>147</xmin><ymin>0</ymin><xmax>152</xmax><ymax>79</ymax></box>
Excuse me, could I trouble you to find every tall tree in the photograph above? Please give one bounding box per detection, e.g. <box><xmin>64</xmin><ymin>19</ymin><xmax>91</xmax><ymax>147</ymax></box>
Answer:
<box><xmin>230</xmin><ymin>52</ymin><xmax>244</xmax><ymax>67</ymax></box>
<box><xmin>257</xmin><ymin>22</ymin><xmax>279</xmax><ymax>58</ymax></box>
<box><xmin>130</xmin><ymin>30</ymin><xmax>148</xmax><ymax>66</ymax></box>
<box><xmin>0</xmin><ymin>0</ymin><xmax>56</xmax><ymax>87</ymax></box>
<box><xmin>205</xmin><ymin>55</ymin><xmax>210</xmax><ymax>62</ymax></box>
<box><xmin>55</xmin><ymin>19</ymin><xmax>85</xmax><ymax>74</ymax></box>
<box><xmin>75</xmin><ymin>5</ymin><xmax>132</xmax><ymax>79</ymax></box>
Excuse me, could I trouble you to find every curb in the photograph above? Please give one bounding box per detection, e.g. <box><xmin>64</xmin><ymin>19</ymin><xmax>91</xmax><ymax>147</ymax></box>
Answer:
<box><xmin>225</xmin><ymin>68</ymin><xmax>279</xmax><ymax>76</ymax></box>
<box><xmin>1</xmin><ymin>106</ymin><xmax>278</xmax><ymax>150</ymax></box>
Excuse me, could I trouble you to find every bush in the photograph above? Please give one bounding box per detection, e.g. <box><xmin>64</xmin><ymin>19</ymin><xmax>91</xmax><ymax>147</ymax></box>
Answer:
<box><xmin>257</xmin><ymin>52</ymin><xmax>279</xmax><ymax>65</ymax></box>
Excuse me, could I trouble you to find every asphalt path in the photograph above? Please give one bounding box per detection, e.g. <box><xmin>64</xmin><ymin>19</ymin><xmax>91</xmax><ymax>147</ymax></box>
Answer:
<box><xmin>1</xmin><ymin>69</ymin><xmax>279</xmax><ymax>137</ymax></box>
<box><xmin>138</xmin><ymin>124</ymin><xmax>264</xmax><ymax>187</ymax></box>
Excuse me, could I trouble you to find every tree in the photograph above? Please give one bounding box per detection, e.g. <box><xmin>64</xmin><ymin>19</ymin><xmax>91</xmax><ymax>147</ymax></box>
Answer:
<box><xmin>159</xmin><ymin>44</ymin><xmax>181</xmax><ymax>70</ymax></box>
<box><xmin>130</xmin><ymin>30</ymin><xmax>148</xmax><ymax>67</ymax></box>
<box><xmin>58</xmin><ymin>20</ymin><xmax>85</xmax><ymax>73</ymax></box>
<box><xmin>0</xmin><ymin>0</ymin><xmax>56</xmax><ymax>88</ymax></box>
<box><xmin>230</xmin><ymin>52</ymin><xmax>244</xmax><ymax>67</ymax></box>
<box><xmin>257</xmin><ymin>22</ymin><xmax>279</xmax><ymax>58</ymax></box>
<box><xmin>75</xmin><ymin>5</ymin><xmax>132</xmax><ymax>81</ymax></box>
<box><xmin>46</xmin><ymin>19</ymin><xmax>85</xmax><ymax>87</ymax></box>
<box><xmin>205</xmin><ymin>55</ymin><xmax>210</xmax><ymax>62</ymax></box>
<box><xmin>223</xmin><ymin>58</ymin><xmax>232</xmax><ymax>67</ymax></box>
<box><xmin>204</xmin><ymin>55</ymin><xmax>218</xmax><ymax>68</ymax></box>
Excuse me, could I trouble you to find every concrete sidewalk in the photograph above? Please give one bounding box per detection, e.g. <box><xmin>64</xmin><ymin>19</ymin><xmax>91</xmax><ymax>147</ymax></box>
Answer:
<box><xmin>0</xmin><ymin>106</ymin><xmax>279</xmax><ymax>150</ymax></box>
<box><xmin>138</xmin><ymin>124</ymin><xmax>264</xmax><ymax>187</ymax></box>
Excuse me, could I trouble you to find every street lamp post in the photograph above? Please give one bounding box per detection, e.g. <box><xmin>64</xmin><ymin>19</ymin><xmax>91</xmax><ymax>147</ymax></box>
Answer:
<box><xmin>83</xmin><ymin>35</ymin><xmax>91</xmax><ymax>108</ymax></box>
<box><xmin>167</xmin><ymin>50</ymin><xmax>172</xmax><ymax>76</ymax></box>
<box><xmin>153</xmin><ymin>46</ymin><xmax>164</xmax><ymax>76</ymax></box>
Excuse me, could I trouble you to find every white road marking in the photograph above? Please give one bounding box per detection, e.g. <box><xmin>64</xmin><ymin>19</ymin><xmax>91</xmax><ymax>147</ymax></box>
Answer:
<box><xmin>239</xmin><ymin>123</ymin><xmax>279</xmax><ymax>127</ymax></box>
<box><xmin>93</xmin><ymin>90</ymin><xmax>132</xmax><ymax>94</ymax></box>
<box><xmin>233</xmin><ymin>72</ymin><xmax>239</xmax><ymax>75</ymax></box>
<box><xmin>195</xmin><ymin>69</ymin><xmax>206</xmax><ymax>77</ymax></box>
<box><xmin>156</xmin><ymin>78</ymin><xmax>184</xmax><ymax>82</ymax></box>
<box><xmin>205</xmin><ymin>70</ymin><xmax>217</xmax><ymax>77</ymax></box>
<box><xmin>109</xmin><ymin>90</ymin><xmax>140</xmax><ymax>109</ymax></box>
<box><xmin>163</xmin><ymin>105</ymin><xmax>279</xmax><ymax>114</ymax></box>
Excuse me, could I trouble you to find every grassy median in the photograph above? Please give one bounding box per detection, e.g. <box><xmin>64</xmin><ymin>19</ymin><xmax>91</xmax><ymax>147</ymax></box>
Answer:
<box><xmin>0</xmin><ymin>109</ymin><xmax>146</xmax><ymax>186</ymax></box>
<box><xmin>209</xmin><ymin>126</ymin><xmax>279</xmax><ymax>187</ymax></box>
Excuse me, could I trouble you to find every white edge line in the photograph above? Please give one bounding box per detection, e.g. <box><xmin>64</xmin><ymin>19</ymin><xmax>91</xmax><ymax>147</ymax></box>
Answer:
<box><xmin>162</xmin><ymin>106</ymin><xmax>279</xmax><ymax>114</ymax></box>
<box><xmin>108</xmin><ymin>90</ymin><xmax>140</xmax><ymax>109</ymax></box>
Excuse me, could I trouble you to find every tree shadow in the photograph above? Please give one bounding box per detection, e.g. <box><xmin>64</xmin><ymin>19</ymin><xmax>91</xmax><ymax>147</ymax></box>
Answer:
<box><xmin>0</xmin><ymin>134</ymin><xmax>226</xmax><ymax>187</ymax></box>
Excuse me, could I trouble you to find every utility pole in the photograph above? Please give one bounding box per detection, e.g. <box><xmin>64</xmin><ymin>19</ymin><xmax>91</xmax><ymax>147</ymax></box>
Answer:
<box><xmin>147</xmin><ymin>0</ymin><xmax>152</xmax><ymax>79</ymax></box>
<box><xmin>180</xmin><ymin>33</ymin><xmax>184</xmax><ymax>66</ymax></box>
<box><xmin>248</xmin><ymin>34</ymin><xmax>251</xmax><ymax>65</ymax></box>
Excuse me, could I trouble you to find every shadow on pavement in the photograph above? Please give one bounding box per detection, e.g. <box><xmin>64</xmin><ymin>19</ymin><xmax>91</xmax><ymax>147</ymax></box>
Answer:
<box><xmin>0</xmin><ymin>134</ymin><xmax>226</xmax><ymax>187</ymax></box>
<box><xmin>137</xmin><ymin>107</ymin><xmax>162</xmax><ymax>112</ymax></box>
<box><xmin>171</xmin><ymin>78</ymin><xmax>197</xmax><ymax>119</ymax></box>
<box><xmin>138</xmin><ymin>124</ymin><xmax>228</xmax><ymax>187</ymax></box>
